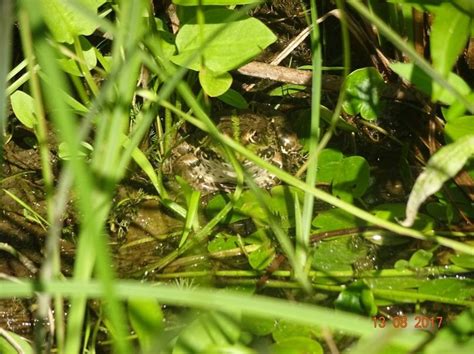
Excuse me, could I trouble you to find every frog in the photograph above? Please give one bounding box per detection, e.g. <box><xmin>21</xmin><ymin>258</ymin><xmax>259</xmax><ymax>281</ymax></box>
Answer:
<box><xmin>164</xmin><ymin>113</ymin><xmax>304</xmax><ymax>193</ymax></box>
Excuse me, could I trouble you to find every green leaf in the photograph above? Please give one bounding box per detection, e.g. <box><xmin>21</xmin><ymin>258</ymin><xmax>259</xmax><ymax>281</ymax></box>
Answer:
<box><xmin>418</xmin><ymin>279</ymin><xmax>474</xmax><ymax>300</ymax></box>
<box><xmin>312</xmin><ymin>208</ymin><xmax>367</xmax><ymax>231</ymax></box>
<box><xmin>199</xmin><ymin>68</ymin><xmax>233</xmax><ymax>97</ymax></box>
<box><xmin>208</xmin><ymin>233</ymin><xmax>240</xmax><ymax>253</ymax></box>
<box><xmin>271</xmin><ymin>337</ymin><xmax>323</xmax><ymax>354</ymax></box>
<box><xmin>450</xmin><ymin>253</ymin><xmax>474</xmax><ymax>269</ymax></box>
<box><xmin>272</xmin><ymin>321</ymin><xmax>321</xmax><ymax>343</ymax></box>
<box><xmin>409</xmin><ymin>249</ymin><xmax>433</xmax><ymax>268</ymax></box>
<box><xmin>267</xmin><ymin>185</ymin><xmax>305</xmax><ymax>229</ymax></box>
<box><xmin>269</xmin><ymin>84</ymin><xmax>307</xmax><ymax>96</ymax></box>
<box><xmin>443</xmin><ymin>92</ymin><xmax>474</xmax><ymax>121</ymax></box>
<box><xmin>431</xmin><ymin>2</ymin><xmax>471</xmax><ymax>76</ymax></box>
<box><xmin>342</xmin><ymin>67</ymin><xmax>385</xmax><ymax>121</ymax></box>
<box><xmin>394</xmin><ymin>259</ymin><xmax>410</xmax><ymax>270</ymax></box>
<box><xmin>241</xmin><ymin>314</ymin><xmax>276</xmax><ymax>336</ymax></box>
<box><xmin>402</xmin><ymin>135</ymin><xmax>474</xmax><ymax>226</ymax></box>
<box><xmin>205</xmin><ymin>195</ymin><xmax>241</xmax><ymax>223</ymax></box>
<box><xmin>173</xmin><ymin>312</ymin><xmax>241</xmax><ymax>354</ymax></box>
<box><xmin>390</xmin><ymin>62</ymin><xmax>471</xmax><ymax>105</ymax></box>
<box><xmin>332</xmin><ymin>156</ymin><xmax>370</xmax><ymax>202</ymax></box>
<box><xmin>58</xmin><ymin>37</ymin><xmax>97</xmax><ymax>76</ymax></box>
<box><xmin>58</xmin><ymin>141</ymin><xmax>93</xmax><ymax>160</ymax></box>
<box><xmin>316</xmin><ymin>148</ymin><xmax>344</xmax><ymax>183</ymax></box>
<box><xmin>248</xmin><ymin>245</ymin><xmax>275</xmax><ymax>270</ymax></box>
<box><xmin>217</xmin><ymin>88</ymin><xmax>249</xmax><ymax>109</ymax></box>
<box><xmin>10</xmin><ymin>90</ymin><xmax>37</xmax><ymax>129</ymax></box>
<box><xmin>444</xmin><ymin>116</ymin><xmax>474</xmax><ymax>143</ymax></box>
<box><xmin>174</xmin><ymin>0</ymin><xmax>261</xmax><ymax>5</ymax></box>
<box><xmin>128</xmin><ymin>298</ymin><xmax>163</xmax><ymax>352</ymax></box>
<box><xmin>312</xmin><ymin>237</ymin><xmax>369</xmax><ymax>272</ymax></box>
<box><xmin>0</xmin><ymin>331</ymin><xmax>34</xmax><ymax>354</ymax></box>
<box><xmin>39</xmin><ymin>0</ymin><xmax>106</xmax><ymax>43</ymax></box>
<box><xmin>171</xmin><ymin>9</ymin><xmax>276</xmax><ymax>73</ymax></box>
<box><xmin>371</xmin><ymin>203</ymin><xmax>434</xmax><ymax>233</ymax></box>
<box><xmin>335</xmin><ymin>282</ymin><xmax>377</xmax><ymax>316</ymax></box>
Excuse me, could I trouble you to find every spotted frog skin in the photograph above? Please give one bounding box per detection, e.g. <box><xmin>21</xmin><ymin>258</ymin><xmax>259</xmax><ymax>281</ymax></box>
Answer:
<box><xmin>166</xmin><ymin>113</ymin><xmax>303</xmax><ymax>193</ymax></box>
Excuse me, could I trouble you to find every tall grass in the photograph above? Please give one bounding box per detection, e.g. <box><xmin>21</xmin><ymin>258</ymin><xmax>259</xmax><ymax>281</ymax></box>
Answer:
<box><xmin>1</xmin><ymin>0</ymin><xmax>473</xmax><ymax>353</ymax></box>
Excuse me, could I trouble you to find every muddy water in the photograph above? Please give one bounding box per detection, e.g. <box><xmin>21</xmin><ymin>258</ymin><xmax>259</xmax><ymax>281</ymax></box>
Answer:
<box><xmin>0</xmin><ymin>139</ymin><xmax>184</xmax><ymax>337</ymax></box>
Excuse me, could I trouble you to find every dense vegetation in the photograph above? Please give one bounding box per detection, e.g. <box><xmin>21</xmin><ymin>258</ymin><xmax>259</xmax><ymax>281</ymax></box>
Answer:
<box><xmin>1</xmin><ymin>0</ymin><xmax>473</xmax><ymax>353</ymax></box>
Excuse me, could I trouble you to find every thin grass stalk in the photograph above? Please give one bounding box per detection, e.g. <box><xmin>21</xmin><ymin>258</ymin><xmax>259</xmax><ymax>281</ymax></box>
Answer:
<box><xmin>0</xmin><ymin>0</ymin><xmax>13</xmax><ymax>145</ymax></box>
<box><xmin>18</xmin><ymin>4</ymin><xmax>60</xmax><ymax>351</ymax></box>
<box><xmin>298</xmin><ymin>0</ymin><xmax>322</xmax><ymax>273</ymax></box>
<box><xmin>0</xmin><ymin>279</ymin><xmax>430</xmax><ymax>351</ymax></box>
<box><xmin>65</xmin><ymin>1</ymin><xmax>149</xmax><ymax>352</ymax></box>
<box><xmin>316</xmin><ymin>0</ymin><xmax>351</xmax><ymax>153</ymax></box>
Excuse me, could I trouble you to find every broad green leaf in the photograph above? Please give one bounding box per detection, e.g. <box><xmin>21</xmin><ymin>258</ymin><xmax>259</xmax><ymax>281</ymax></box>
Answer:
<box><xmin>173</xmin><ymin>312</ymin><xmax>241</xmax><ymax>354</ymax></box>
<box><xmin>342</xmin><ymin>67</ymin><xmax>385</xmax><ymax>121</ymax></box>
<box><xmin>335</xmin><ymin>283</ymin><xmax>377</xmax><ymax>316</ymax></box>
<box><xmin>271</xmin><ymin>337</ymin><xmax>323</xmax><ymax>354</ymax></box>
<box><xmin>248</xmin><ymin>245</ymin><xmax>275</xmax><ymax>270</ymax></box>
<box><xmin>206</xmin><ymin>193</ymin><xmax>248</xmax><ymax>224</ymax></box>
<box><xmin>199</xmin><ymin>68</ymin><xmax>233</xmax><ymax>97</ymax></box>
<box><xmin>390</xmin><ymin>62</ymin><xmax>471</xmax><ymax>105</ymax></box>
<box><xmin>402</xmin><ymin>135</ymin><xmax>474</xmax><ymax>226</ymax></box>
<box><xmin>174</xmin><ymin>0</ymin><xmax>261</xmax><ymax>5</ymax></box>
<box><xmin>0</xmin><ymin>331</ymin><xmax>34</xmax><ymax>354</ymax></box>
<box><xmin>171</xmin><ymin>9</ymin><xmax>276</xmax><ymax>73</ymax></box>
<box><xmin>272</xmin><ymin>321</ymin><xmax>321</xmax><ymax>343</ymax></box>
<box><xmin>443</xmin><ymin>92</ymin><xmax>474</xmax><ymax>121</ymax></box>
<box><xmin>409</xmin><ymin>249</ymin><xmax>433</xmax><ymax>268</ymax></box>
<box><xmin>39</xmin><ymin>0</ymin><xmax>106</xmax><ymax>44</ymax></box>
<box><xmin>371</xmin><ymin>203</ymin><xmax>434</xmax><ymax>233</ymax></box>
<box><xmin>208</xmin><ymin>233</ymin><xmax>240</xmax><ymax>253</ymax></box>
<box><xmin>431</xmin><ymin>2</ymin><xmax>471</xmax><ymax>76</ymax></box>
<box><xmin>444</xmin><ymin>116</ymin><xmax>474</xmax><ymax>142</ymax></box>
<box><xmin>10</xmin><ymin>90</ymin><xmax>37</xmax><ymax>129</ymax></box>
<box><xmin>205</xmin><ymin>345</ymin><xmax>256</xmax><ymax>354</ymax></box>
<box><xmin>267</xmin><ymin>185</ymin><xmax>305</xmax><ymax>229</ymax></box>
<box><xmin>418</xmin><ymin>279</ymin><xmax>474</xmax><ymax>300</ymax></box>
<box><xmin>453</xmin><ymin>0</ymin><xmax>474</xmax><ymax>15</ymax></box>
<box><xmin>128</xmin><ymin>298</ymin><xmax>163</xmax><ymax>352</ymax></box>
<box><xmin>241</xmin><ymin>315</ymin><xmax>276</xmax><ymax>336</ymax></box>
<box><xmin>316</xmin><ymin>148</ymin><xmax>344</xmax><ymax>183</ymax></box>
<box><xmin>217</xmin><ymin>88</ymin><xmax>249</xmax><ymax>109</ymax></box>
<box><xmin>312</xmin><ymin>237</ymin><xmax>369</xmax><ymax>272</ymax></box>
<box><xmin>58</xmin><ymin>141</ymin><xmax>93</xmax><ymax>160</ymax></box>
<box><xmin>332</xmin><ymin>156</ymin><xmax>370</xmax><ymax>202</ymax></box>
<box><xmin>450</xmin><ymin>253</ymin><xmax>474</xmax><ymax>269</ymax></box>
<box><xmin>57</xmin><ymin>37</ymin><xmax>97</xmax><ymax>76</ymax></box>
<box><xmin>312</xmin><ymin>208</ymin><xmax>367</xmax><ymax>231</ymax></box>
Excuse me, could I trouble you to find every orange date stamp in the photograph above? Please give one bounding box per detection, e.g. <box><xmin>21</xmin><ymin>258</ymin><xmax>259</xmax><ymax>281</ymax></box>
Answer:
<box><xmin>372</xmin><ymin>315</ymin><xmax>444</xmax><ymax>329</ymax></box>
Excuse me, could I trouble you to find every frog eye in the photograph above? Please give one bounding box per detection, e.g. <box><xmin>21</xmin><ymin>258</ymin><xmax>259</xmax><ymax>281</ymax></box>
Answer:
<box><xmin>262</xmin><ymin>149</ymin><xmax>273</xmax><ymax>159</ymax></box>
<box><xmin>248</xmin><ymin>131</ymin><xmax>259</xmax><ymax>144</ymax></box>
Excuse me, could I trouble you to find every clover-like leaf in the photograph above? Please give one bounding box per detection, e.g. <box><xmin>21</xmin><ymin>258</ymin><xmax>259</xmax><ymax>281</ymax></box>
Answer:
<box><xmin>332</xmin><ymin>156</ymin><xmax>370</xmax><ymax>202</ymax></box>
<box><xmin>342</xmin><ymin>67</ymin><xmax>385</xmax><ymax>121</ymax></box>
<box><xmin>199</xmin><ymin>68</ymin><xmax>233</xmax><ymax>97</ymax></box>
<box><xmin>171</xmin><ymin>8</ymin><xmax>276</xmax><ymax>73</ymax></box>
<box><xmin>39</xmin><ymin>0</ymin><xmax>106</xmax><ymax>44</ymax></box>
<box><xmin>10</xmin><ymin>91</ymin><xmax>37</xmax><ymax>129</ymax></box>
